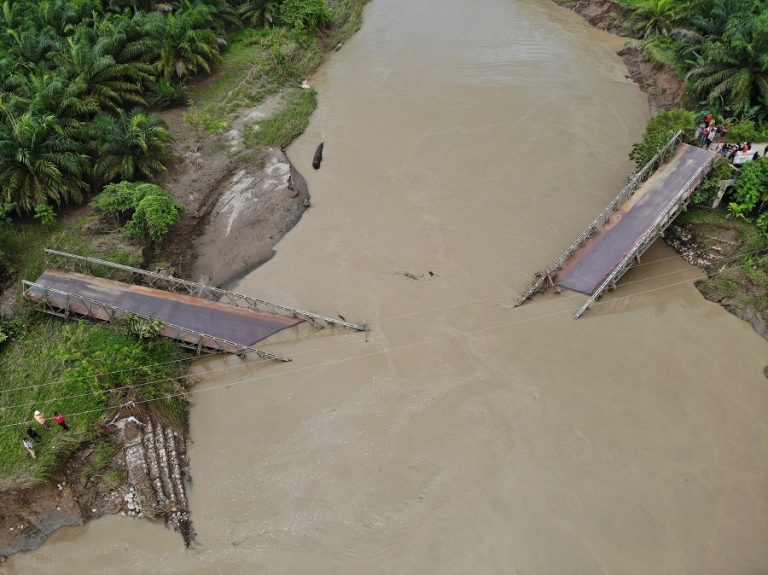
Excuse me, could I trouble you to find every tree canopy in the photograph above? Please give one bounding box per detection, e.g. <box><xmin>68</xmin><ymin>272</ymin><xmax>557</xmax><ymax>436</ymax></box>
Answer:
<box><xmin>0</xmin><ymin>0</ymin><xmax>333</xmax><ymax>215</ymax></box>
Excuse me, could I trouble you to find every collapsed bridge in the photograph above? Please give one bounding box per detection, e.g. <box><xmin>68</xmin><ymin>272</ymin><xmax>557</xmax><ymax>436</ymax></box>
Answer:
<box><xmin>24</xmin><ymin>249</ymin><xmax>367</xmax><ymax>360</ymax></box>
<box><xmin>516</xmin><ymin>132</ymin><xmax>717</xmax><ymax>318</ymax></box>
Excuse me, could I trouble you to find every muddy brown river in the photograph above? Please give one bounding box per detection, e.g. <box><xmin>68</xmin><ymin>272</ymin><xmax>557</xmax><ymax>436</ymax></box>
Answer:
<box><xmin>7</xmin><ymin>0</ymin><xmax>768</xmax><ymax>573</ymax></box>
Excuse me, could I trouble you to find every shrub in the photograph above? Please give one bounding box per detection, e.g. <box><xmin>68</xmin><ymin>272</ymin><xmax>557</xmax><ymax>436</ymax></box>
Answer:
<box><xmin>33</xmin><ymin>203</ymin><xmax>56</xmax><ymax>226</ymax></box>
<box><xmin>728</xmin><ymin>158</ymin><xmax>768</xmax><ymax>232</ymax></box>
<box><xmin>126</xmin><ymin>192</ymin><xmax>183</xmax><ymax>243</ymax></box>
<box><xmin>0</xmin><ymin>318</ymin><xmax>23</xmax><ymax>346</ymax></box>
<box><xmin>280</xmin><ymin>0</ymin><xmax>331</xmax><ymax>30</ymax></box>
<box><xmin>692</xmin><ymin>157</ymin><xmax>735</xmax><ymax>205</ymax></box>
<box><xmin>629</xmin><ymin>109</ymin><xmax>695</xmax><ymax>168</ymax></box>
<box><xmin>91</xmin><ymin>182</ymin><xmax>182</xmax><ymax>243</ymax></box>
<box><xmin>723</xmin><ymin>120</ymin><xmax>768</xmax><ymax>143</ymax></box>
<box><xmin>150</xmin><ymin>79</ymin><xmax>190</xmax><ymax>110</ymax></box>
<box><xmin>123</xmin><ymin>314</ymin><xmax>165</xmax><ymax>339</ymax></box>
<box><xmin>91</xmin><ymin>182</ymin><xmax>162</xmax><ymax>216</ymax></box>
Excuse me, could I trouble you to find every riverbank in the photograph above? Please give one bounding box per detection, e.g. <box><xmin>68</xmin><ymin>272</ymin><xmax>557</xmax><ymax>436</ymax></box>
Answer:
<box><xmin>551</xmin><ymin>0</ymin><xmax>767</xmax><ymax>341</ymax></box>
<box><xmin>0</xmin><ymin>0</ymin><xmax>367</xmax><ymax>561</ymax></box>
<box><xmin>155</xmin><ymin>1</ymin><xmax>365</xmax><ymax>286</ymax></box>
<box><xmin>552</xmin><ymin>1</ymin><xmax>684</xmax><ymax>113</ymax></box>
<box><xmin>666</xmin><ymin>208</ymin><xmax>768</xmax><ymax>339</ymax></box>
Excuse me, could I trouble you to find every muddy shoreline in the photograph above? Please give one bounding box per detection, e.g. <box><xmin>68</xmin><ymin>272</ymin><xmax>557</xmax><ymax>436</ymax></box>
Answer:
<box><xmin>554</xmin><ymin>0</ymin><xmax>767</xmax><ymax>341</ymax></box>
<box><xmin>552</xmin><ymin>0</ymin><xmax>684</xmax><ymax>113</ymax></box>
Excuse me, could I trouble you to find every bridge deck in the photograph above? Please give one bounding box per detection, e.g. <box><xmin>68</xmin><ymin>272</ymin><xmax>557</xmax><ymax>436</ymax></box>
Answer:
<box><xmin>26</xmin><ymin>270</ymin><xmax>302</xmax><ymax>348</ymax></box>
<box><xmin>556</xmin><ymin>144</ymin><xmax>716</xmax><ymax>295</ymax></box>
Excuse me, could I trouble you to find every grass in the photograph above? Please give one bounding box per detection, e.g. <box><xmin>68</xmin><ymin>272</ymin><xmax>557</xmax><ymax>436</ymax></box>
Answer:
<box><xmin>83</xmin><ymin>440</ymin><xmax>119</xmax><ymax>476</ymax></box>
<box><xmin>189</xmin><ymin>0</ymin><xmax>368</xmax><ymax>138</ymax></box>
<box><xmin>3</xmin><ymin>213</ymin><xmax>142</xmax><ymax>309</ymax></box>
<box><xmin>0</xmin><ymin>0</ymin><xmax>369</xmax><ymax>491</ymax></box>
<box><xmin>0</xmin><ymin>318</ymin><xmax>188</xmax><ymax>488</ymax></box>
<box><xmin>99</xmin><ymin>468</ymin><xmax>124</xmax><ymax>491</ymax></box>
<box><xmin>244</xmin><ymin>88</ymin><xmax>317</xmax><ymax>148</ymax></box>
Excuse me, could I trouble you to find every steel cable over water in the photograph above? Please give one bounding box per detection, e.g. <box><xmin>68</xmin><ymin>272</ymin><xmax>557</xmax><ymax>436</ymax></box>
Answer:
<box><xmin>2</xmin><ymin>253</ymin><xmax>765</xmax><ymax>430</ymax></box>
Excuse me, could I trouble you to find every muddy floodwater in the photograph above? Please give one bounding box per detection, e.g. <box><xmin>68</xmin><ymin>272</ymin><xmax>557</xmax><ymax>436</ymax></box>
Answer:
<box><xmin>7</xmin><ymin>0</ymin><xmax>768</xmax><ymax>573</ymax></box>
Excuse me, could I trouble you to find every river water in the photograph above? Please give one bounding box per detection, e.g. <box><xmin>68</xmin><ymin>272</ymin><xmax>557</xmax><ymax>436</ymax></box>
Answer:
<box><xmin>7</xmin><ymin>0</ymin><xmax>768</xmax><ymax>573</ymax></box>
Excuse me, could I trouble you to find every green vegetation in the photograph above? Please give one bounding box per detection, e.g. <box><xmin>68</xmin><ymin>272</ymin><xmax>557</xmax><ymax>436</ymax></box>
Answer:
<box><xmin>621</xmin><ymin>0</ymin><xmax>768</xmax><ymax>119</ymax></box>
<box><xmin>729</xmin><ymin>158</ymin><xmax>768</xmax><ymax>232</ymax></box>
<box><xmin>0</xmin><ymin>0</ymin><xmax>367</xmax><ymax>496</ymax></box>
<box><xmin>621</xmin><ymin>1</ymin><xmax>768</xmax><ymax>259</ymax></box>
<box><xmin>677</xmin><ymin>207</ymin><xmax>768</xmax><ymax>314</ymax></box>
<box><xmin>629</xmin><ymin>108</ymin><xmax>696</xmax><ymax>167</ymax></box>
<box><xmin>0</xmin><ymin>318</ymin><xmax>188</xmax><ymax>488</ymax></box>
<box><xmin>244</xmin><ymin>87</ymin><xmax>317</xmax><ymax>148</ymax></box>
<box><xmin>92</xmin><ymin>181</ymin><xmax>183</xmax><ymax>243</ymax></box>
<box><xmin>82</xmin><ymin>440</ymin><xmax>119</xmax><ymax>477</ymax></box>
<box><xmin>0</xmin><ymin>0</ymin><xmax>357</xmax><ymax>223</ymax></box>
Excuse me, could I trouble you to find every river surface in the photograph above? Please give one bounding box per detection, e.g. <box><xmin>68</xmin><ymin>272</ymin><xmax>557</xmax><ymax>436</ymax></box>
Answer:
<box><xmin>7</xmin><ymin>0</ymin><xmax>768</xmax><ymax>573</ymax></box>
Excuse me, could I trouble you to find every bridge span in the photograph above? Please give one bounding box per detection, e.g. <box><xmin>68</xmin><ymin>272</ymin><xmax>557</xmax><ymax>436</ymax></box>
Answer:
<box><xmin>516</xmin><ymin>132</ymin><xmax>717</xmax><ymax>318</ymax></box>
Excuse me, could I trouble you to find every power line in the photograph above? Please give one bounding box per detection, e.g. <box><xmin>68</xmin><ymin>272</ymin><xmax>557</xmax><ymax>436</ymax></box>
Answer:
<box><xmin>3</xmin><ymin>253</ymin><xmax>764</xmax><ymax>430</ymax></box>
<box><xmin>0</xmin><ymin>256</ymin><xmax>708</xmax><ymax>403</ymax></box>
<box><xmin>4</xmin><ymin>241</ymin><xmax>763</xmax><ymax>397</ymax></box>
<box><xmin>1</xmin><ymin>247</ymin><xmax>764</xmax><ymax>408</ymax></box>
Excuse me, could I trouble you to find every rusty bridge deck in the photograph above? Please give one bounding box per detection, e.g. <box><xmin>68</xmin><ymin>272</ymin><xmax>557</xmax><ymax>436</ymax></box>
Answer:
<box><xmin>24</xmin><ymin>270</ymin><xmax>303</xmax><ymax>357</ymax></box>
<box><xmin>23</xmin><ymin>250</ymin><xmax>367</xmax><ymax>359</ymax></box>
<box><xmin>516</xmin><ymin>136</ymin><xmax>717</xmax><ymax>318</ymax></box>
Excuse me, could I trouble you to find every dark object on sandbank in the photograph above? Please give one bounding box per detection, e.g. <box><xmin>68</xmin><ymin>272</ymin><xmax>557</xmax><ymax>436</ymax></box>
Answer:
<box><xmin>312</xmin><ymin>142</ymin><xmax>324</xmax><ymax>169</ymax></box>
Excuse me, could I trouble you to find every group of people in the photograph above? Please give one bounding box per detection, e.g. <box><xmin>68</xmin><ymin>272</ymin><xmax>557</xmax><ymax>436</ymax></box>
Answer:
<box><xmin>695</xmin><ymin>114</ymin><xmax>726</xmax><ymax>149</ymax></box>
<box><xmin>721</xmin><ymin>141</ymin><xmax>768</xmax><ymax>166</ymax></box>
<box><xmin>696</xmin><ymin>113</ymin><xmax>767</xmax><ymax>166</ymax></box>
<box><xmin>21</xmin><ymin>410</ymin><xmax>69</xmax><ymax>459</ymax></box>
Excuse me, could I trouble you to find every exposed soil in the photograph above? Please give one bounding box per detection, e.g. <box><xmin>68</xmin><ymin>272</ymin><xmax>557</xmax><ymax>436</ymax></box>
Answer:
<box><xmin>0</xmin><ymin>403</ymin><xmax>191</xmax><ymax>561</ymax></box>
<box><xmin>617</xmin><ymin>46</ymin><xmax>685</xmax><ymax>114</ymax></box>
<box><xmin>553</xmin><ymin>0</ymin><xmax>765</xmax><ymax>340</ymax></box>
<box><xmin>665</xmin><ymin>221</ymin><xmax>768</xmax><ymax>340</ymax></box>
<box><xmin>153</xmin><ymin>94</ymin><xmax>310</xmax><ymax>286</ymax></box>
<box><xmin>553</xmin><ymin>0</ymin><xmax>684</xmax><ymax>113</ymax></box>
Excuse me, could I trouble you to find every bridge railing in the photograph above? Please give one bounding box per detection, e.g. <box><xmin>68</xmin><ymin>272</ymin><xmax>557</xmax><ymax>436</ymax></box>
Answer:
<box><xmin>571</xmin><ymin>150</ymin><xmax>714</xmax><ymax>318</ymax></box>
<box><xmin>44</xmin><ymin>249</ymin><xmax>368</xmax><ymax>332</ymax></box>
<box><xmin>514</xmin><ymin>130</ymin><xmax>683</xmax><ymax>306</ymax></box>
<box><xmin>22</xmin><ymin>280</ymin><xmax>290</xmax><ymax>361</ymax></box>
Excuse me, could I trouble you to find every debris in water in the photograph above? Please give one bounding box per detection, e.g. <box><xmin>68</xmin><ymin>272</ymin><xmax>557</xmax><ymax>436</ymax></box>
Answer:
<box><xmin>312</xmin><ymin>142</ymin><xmax>324</xmax><ymax>169</ymax></box>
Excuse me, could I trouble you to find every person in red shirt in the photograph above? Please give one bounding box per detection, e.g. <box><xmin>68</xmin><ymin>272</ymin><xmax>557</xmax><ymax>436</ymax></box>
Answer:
<box><xmin>53</xmin><ymin>412</ymin><xmax>69</xmax><ymax>431</ymax></box>
<box><xmin>705</xmin><ymin>113</ymin><xmax>714</xmax><ymax>123</ymax></box>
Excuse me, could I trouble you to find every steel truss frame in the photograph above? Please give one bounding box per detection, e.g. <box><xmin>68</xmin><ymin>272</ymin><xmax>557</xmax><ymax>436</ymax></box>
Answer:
<box><xmin>22</xmin><ymin>280</ymin><xmax>290</xmax><ymax>361</ymax></box>
<box><xmin>514</xmin><ymin>131</ymin><xmax>684</xmax><ymax>308</ymax></box>
<box><xmin>44</xmin><ymin>249</ymin><xmax>368</xmax><ymax>332</ymax></box>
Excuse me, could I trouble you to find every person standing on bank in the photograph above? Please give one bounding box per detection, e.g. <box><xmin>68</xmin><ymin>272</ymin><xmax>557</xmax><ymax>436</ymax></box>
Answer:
<box><xmin>23</xmin><ymin>438</ymin><xmax>36</xmax><ymax>458</ymax></box>
<box><xmin>34</xmin><ymin>410</ymin><xmax>49</xmax><ymax>430</ymax></box>
<box><xmin>26</xmin><ymin>427</ymin><xmax>42</xmax><ymax>442</ymax></box>
<box><xmin>53</xmin><ymin>412</ymin><xmax>69</xmax><ymax>431</ymax></box>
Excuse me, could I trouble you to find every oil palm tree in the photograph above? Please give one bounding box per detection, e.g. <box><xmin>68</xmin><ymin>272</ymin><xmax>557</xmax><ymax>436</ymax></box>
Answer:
<box><xmin>686</xmin><ymin>10</ymin><xmax>768</xmax><ymax>117</ymax></box>
<box><xmin>53</xmin><ymin>29</ymin><xmax>149</xmax><ymax>115</ymax></box>
<box><xmin>235</xmin><ymin>0</ymin><xmax>283</xmax><ymax>27</ymax></box>
<box><xmin>142</xmin><ymin>2</ymin><xmax>224</xmax><ymax>82</ymax></box>
<box><xmin>631</xmin><ymin>0</ymin><xmax>684</xmax><ymax>39</ymax></box>
<box><xmin>91</xmin><ymin>108</ymin><xmax>172</xmax><ymax>183</ymax></box>
<box><xmin>0</xmin><ymin>111</ymin><xmax>89</xmax><ymax>213</ymax></box>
